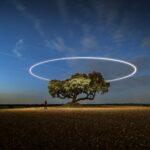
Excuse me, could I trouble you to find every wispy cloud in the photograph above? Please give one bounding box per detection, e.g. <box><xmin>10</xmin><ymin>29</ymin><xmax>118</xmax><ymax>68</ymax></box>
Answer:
<box><xmin>0</xmin><ymin>51</ymin><xmax>17</xmax><ymax>58</ymax></box>
<box><xmin>56</xmin><ymin>0</ymin><xmax>68</xmax><ymax>23</ymax></box>
<box><xmin>13</xmin><ymin>39</ymin><xmax>24</xmax><ymax>58</ymax></box>
<box><xmin>12</xmin><ymin>0</ymin><xmax>50</xmax><ymax>49</ymax></box>
<box><xmin>46</xmin><ymin>36</ymin><xmax>74</xmax><ymax>52</ymax></box>
<box><xmin>81</xmin><ymin>35</ymin><xmax>98</xmax><ymax>50</ymax></box>
<box><xmin>91</xmin><ymin>0</ymin><xmax>140</xmax><ymax>47</ymax></box>
<box><xmin>132</xmin><ymin>55</ymin><xmax>150</xmax><ymax>74</ymax></box>
<box><xmin>13</xmin><ymin>0</ymin><xmax>26</xmax><ymax>12</ymax></box>
<box><xmin>13</xmin><ymin>0</ymin><xmax>42</xmax><ymax>35</ymax></box>
<box><xmin>47</xmin><ymin>34</ymin><xmax>100</xmax><ymax>53</ymax></box>
<box><xmin>0</xmin><ymin>39</ymin><xmax>24</xmax><ymax>59</ymax></box>
<box><xmin>12</xmin><ymin>0</ymin><xmax>121</xmax><ymax>54</ymax></box>
<box><xmin>142</xmin><ymin>38</ymin><xmax>150</xmax><ymax>48</ymax></box>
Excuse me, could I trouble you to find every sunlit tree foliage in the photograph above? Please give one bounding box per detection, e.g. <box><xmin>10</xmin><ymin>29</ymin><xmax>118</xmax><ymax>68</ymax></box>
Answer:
<box><xmin>48</xmin><ymin>71</ymin><xmax>110</xmax><ymax>103</ymax></box>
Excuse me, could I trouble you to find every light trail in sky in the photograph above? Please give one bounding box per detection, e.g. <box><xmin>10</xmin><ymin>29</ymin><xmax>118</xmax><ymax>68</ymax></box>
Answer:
<box><xmin>29</xmin><ymin>57</ymin><xmax>137</xmax><ymax>82</ymax></box>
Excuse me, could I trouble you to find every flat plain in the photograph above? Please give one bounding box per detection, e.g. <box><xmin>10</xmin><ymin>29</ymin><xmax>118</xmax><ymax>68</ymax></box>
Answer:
<box><xmin>0</xmin><ymin>106</ymin><xmax>150</xmax><ymax>150</ymax></box>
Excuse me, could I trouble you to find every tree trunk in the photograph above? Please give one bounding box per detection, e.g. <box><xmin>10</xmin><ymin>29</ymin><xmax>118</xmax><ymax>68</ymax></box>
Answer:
<box><xmin>72</xmin><ymin>98</ymin><xmax>76</xmax><ymax>103</ymax></box>
<box><xmin>72</xmin><ymin>96</ymin><xmax>77</xmax><ymax>103</ymax></box>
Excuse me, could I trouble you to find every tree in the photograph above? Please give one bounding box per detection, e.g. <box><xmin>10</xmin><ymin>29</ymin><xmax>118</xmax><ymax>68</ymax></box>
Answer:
<box><xmin>48</xmin><ymin>71</ymin><xmax>110</xmax><ymax>103</ymax></box>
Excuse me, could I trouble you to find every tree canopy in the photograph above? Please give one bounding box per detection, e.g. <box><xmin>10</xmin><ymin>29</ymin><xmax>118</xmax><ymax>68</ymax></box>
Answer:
<box><xmin>48</xmin><ymin>71</ymin><xmax>110</xmax><ymax>103</ymax></box>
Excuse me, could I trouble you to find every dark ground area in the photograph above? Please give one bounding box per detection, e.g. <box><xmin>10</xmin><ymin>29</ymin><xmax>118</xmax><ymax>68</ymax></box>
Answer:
<box><xmin>0</xmin><ymin>106</ymin><xmax>150</xmax><ymax>150</ymax></box>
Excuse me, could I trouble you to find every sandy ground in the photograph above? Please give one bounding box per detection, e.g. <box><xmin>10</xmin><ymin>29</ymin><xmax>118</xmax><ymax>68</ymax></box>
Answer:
<box><xmin>0</xmin><ymin>106</ymin><xmax>150</xmax><ymax>150</ymax></box>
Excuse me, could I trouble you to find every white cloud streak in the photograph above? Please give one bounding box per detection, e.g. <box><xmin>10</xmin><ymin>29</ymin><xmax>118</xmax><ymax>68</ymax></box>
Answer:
<box><xmin>13</xmin><ymin>0</ymin><xmax>50</xmax><ymax>49</ymax></box>
<box><xmin>0</xmin><ymin>51</ymin><xmax>17</xmax><ymax>58</ymax></box>
<box><xmin>0</xmin><ymin>39</ymin><xmax>24</xmax><ymax>59</ymax></box>
<box><xmin>56</xmin><ymin>0</ymin><xmax>68</xmax><ymax>23</ymax></box>
<box><xmin>13</xmin><ymin>0</ymin><xmax>74</xmax><ymax>53</ymax></box>
<box><xmin>142</xmin><ymin>38</ymin><xmax>150</xmax><ymax>48</ymax></box>
<box><xmin>13</xmin><ymin>39</ymin><xmax>24</xmax><ymax>58</ymax></box>
<box><xmin>81</xmin><ymin>35</ymin><xmax>98</xmax><ymax>50</ymax></box>
<box><xmin>46</xmin><ymin>36</ymin><xmax>74</xmax><ymax>52</ymax></box>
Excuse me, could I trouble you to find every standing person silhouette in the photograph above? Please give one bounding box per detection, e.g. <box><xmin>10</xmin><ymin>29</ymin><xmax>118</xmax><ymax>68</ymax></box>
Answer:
<box><xmin>44</xmin><ymin>100</ymin><xmax>47</xmax><ymax>110</ymax></box>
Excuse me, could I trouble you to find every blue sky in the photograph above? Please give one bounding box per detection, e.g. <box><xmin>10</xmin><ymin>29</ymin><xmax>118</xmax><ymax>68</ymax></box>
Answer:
<box><xmin>0</xmin><ymin>0</ymin><xmax>150</xmax><ymax>104</ymax></box>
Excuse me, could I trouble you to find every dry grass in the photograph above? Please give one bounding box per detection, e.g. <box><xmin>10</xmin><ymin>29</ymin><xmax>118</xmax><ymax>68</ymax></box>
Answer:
<box><xmin>0</xmin><ymin>106</ymin><xmax>150</xmax><ymax>150</ymax></box>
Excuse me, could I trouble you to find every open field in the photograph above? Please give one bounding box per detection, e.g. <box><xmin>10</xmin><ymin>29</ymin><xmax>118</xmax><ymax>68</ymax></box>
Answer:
<box><xmin>0</xmin><ymin>106</ymin><xmax>150</xmax><ymax>150</ymax></box>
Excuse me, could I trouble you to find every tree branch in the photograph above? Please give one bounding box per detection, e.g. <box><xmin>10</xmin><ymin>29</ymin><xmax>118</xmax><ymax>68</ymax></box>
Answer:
<box><xmin>58</xmin><ymin>93</ymin><xmax>72</xmax><ymax>99</ymax></box>
<box><xmin>75</xmin><ymin>92</ymin><xmax>96</xmax><ymax>102</ymax></box>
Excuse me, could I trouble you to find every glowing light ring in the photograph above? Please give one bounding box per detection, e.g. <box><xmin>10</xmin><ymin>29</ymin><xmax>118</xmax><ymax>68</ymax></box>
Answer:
<box><xmin>29</xmin><ymin>57</ymin><xmax>137</xmax><ymax>82</ymax></box>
